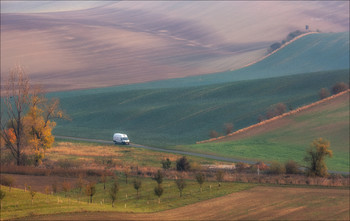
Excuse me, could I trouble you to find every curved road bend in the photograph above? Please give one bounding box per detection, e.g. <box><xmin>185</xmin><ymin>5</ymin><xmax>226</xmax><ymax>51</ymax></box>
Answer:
<box><xmin>55</xmin><ymin>135</ymin><xmax>256</xmax><ymax>164</ymax></box>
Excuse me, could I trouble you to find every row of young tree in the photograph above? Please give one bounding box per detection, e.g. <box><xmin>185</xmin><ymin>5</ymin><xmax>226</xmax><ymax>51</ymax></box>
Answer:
<box><xmin>0</xmin><ymin>137</ymin><xmax>334</xmax><ymax>210</ymax></box>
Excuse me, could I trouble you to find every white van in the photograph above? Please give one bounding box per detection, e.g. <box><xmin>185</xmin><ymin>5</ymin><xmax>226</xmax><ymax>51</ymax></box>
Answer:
<box><xmin>113</xmin><ymin>133</ymin><xmax>130</xmax><ymax>145</ymax></box>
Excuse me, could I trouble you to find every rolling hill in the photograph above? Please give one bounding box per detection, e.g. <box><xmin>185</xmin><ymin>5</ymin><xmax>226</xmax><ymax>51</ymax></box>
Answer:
<box><xmin>1</xmin><ymin>1</ymin><xmax>349</xmax><ymax>91</ymax></box>
<box><xmin>50</xmin><ymin>30</ymin><xmax>349</xmax><ymax>149</ymax></box>
<box><xmin>51</xmin><ymin>69</ymin><xmax>349</xmax><ymax>149</ymax></box>
<box><xmin>177</xmin><ymin>91</ymin><xmax>349</xmax><ymax>172</ymax></box>
<box><xmin>46</xmin><ymin>32</ymin><xmax>349</xmax><ymax>93</ymax></box>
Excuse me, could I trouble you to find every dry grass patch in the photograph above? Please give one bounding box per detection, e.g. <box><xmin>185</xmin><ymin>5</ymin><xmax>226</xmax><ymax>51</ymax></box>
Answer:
<box><xmin>47</xmin><ymin>142</ymin><xmax>123</xmax><ymax>158</ymax></box>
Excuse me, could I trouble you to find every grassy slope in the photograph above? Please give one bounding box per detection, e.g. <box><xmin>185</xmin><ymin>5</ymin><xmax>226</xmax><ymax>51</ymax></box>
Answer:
<box><xmin>3</xmin><ymin>184</ymin><xmax>349</xmax><ymax>220</ymax></box>
<box><xmin>27</xmin><ymin>186</ymin><xmax>350</xmax><ymax>221</ymax></box>
<box><xmin>0</xmin><ymin>180</ymin><xmax>255</xmax><ymax>220</ymax></box>
<box><xmin>180</xmin><ymin>92</ymin><xmax>349</xmax><ymax>172</ymax></box>
<box><xmin>52</xmin><ymin>69</ymin><xmax>349</xmax><ymax>147</ymax></box>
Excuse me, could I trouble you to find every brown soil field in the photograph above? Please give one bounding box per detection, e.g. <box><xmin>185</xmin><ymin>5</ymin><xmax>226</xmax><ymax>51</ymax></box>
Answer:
<box><xmin>199</xmin><ymin>90</ymin><xmax>349</xmax><ymax>143</ymax></box>
<box><xmin>24</xmin><ymin>186</ymin><xmax>349</xmax><ymax>220</ymax></box>
<box><xmin>2</xmin><ymin>2</ymin><xmax>348</xmax><ymax>92</ymax></box>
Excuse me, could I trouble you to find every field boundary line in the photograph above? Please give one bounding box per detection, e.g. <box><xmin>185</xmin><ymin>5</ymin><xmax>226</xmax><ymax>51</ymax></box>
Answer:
<box><xmin>235</xmin><ymin>32</ymin><xmax>319</xmax><ymax>71</ymax></box>
<box><xmin>196</xmin><ymin>89</ymin><xmax>350</xmax><ymax>144</ymax></box>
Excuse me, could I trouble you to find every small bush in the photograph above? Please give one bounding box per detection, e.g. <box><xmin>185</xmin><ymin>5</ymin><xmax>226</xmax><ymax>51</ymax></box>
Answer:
<box><xmin>154</xmin><ymin>184</ymin><xmax>164</xmax><ymax>204</ymax></box>
<box><xmin>0</xmin><ymin>175</ymin><xmax>15</xmax><ymax>191</ymax></box>
<box><xmin>175</xmin><ymin>176</ymin><xmax>186</xmax><ymax>197</ymax></box>
<box><xmin>176</xmin><ymin>156</ymin><xmax>191</xmax><ymax>172</ymax></box>
<box><xmin>331</xmin><ymin>82</ymin><xmax>349</xmax><ymax>94</ymax></box>
<box><xmin>161</xmin><ymin>158</ymin><xmax>171</xmax><ymax>170</ymax></box>
<box><xmin>195</xmin><ymin>172</ymin><xmax>206</xmax><ymax>192</ymax></box>
<box><xmin>209</xmin><ymin>130</ymin><xmax>219</xmax><ymax>138</ymax></box>
<box><xmin>153</xmin><ymin>170</ymin><xmax>164</xmax><ymax>185</ymax></box>
<box><xmin>133</xmin><ymin>178</ymin><xmax>142</xmax><ymax>198</ymax></box>
<box><xmin>223</xmin><ymin>123</ymin><xmax>234</xmax><ymax>135</ymax></box>
<box><xmin>266</xmin><ymin>103</ymin><xmax>286</xmax><ymax>119</ymax></box>
<box><xmin>285</xmin><ymin>160</ymin><xmax>300</xmax><ymax>174</ymax></box>
<box><xmin>319</xmin><ymin>88</ymin><xmax>330</xmax><ymax>100</ymax></box>
<box><xmin>235</xmin><ymin>162</ymin><xmax>249</xmax><ymax>173</ymax></box>
<box><xmin>268</xmin><ymin>161</ymin><xmax>286</xmax><ymax>175</ymax></box>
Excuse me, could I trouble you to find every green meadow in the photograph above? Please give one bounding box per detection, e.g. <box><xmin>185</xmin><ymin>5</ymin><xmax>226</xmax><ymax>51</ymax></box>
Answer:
<box><xmin>0</xmin><ymin>179</ymin><xmax>255</xmax><ymax>220</ymax></box>
<box><xmin>52</xmin><ymin>69</ymin><xmax>349</xmax><ymax>147</ymax></box>
<box><xmin>177</xmin><ymin>93</ymin><xmax>349</xmax><ymax>172</ymax></box>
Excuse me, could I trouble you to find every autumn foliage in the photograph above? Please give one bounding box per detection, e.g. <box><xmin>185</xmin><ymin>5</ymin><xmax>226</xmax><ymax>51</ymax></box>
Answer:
<box><xmin>1</xmin><ymin>66</ymin><xmax>65</xmax><ymax>166</ymax></box>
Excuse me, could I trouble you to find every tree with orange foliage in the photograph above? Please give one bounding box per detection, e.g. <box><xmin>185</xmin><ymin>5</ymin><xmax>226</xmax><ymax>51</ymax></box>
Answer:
<box><xmin>24</xmin><ymin>91</ymin><xmax>64</xmax><ymax>166</ymax></box>
<box><xmin>1</xmin><ymin>65</ymin><xmax>66</xmax><ymax>166</ymax></box>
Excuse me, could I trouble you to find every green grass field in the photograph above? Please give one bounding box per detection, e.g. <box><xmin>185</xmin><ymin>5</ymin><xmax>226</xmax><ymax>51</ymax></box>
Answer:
<box><xmin>0</xmin><ymin>179</ymin><xmax>255</xmax><ymax>220</ymax></box>
<box><xmin>52</xmin><ymin>69</ymin><xmax>349</xmax><ymax>147</ymax></box>
<box><xmin>177</xmin><ymin>92</ymin><xmax>349</xmax><ymax>172</ymax></box>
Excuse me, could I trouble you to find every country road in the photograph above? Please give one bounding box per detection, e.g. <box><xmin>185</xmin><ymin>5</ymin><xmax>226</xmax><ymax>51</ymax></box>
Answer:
<box><xmin>54</xmin><ymin>135</ymin><xmax>256</xmax><ymax>164</ymax></box>
<box><xmin>55</xmin><ymin>135</ymin><xmax>349</xmax><ymax>175</ymax></box>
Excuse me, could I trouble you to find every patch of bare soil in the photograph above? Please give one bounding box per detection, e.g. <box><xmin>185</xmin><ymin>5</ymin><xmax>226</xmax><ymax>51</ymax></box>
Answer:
<box><xmin>24</xmin><ymin>186</ymin><xmax>349</xmax><ymax>220</ymax></box>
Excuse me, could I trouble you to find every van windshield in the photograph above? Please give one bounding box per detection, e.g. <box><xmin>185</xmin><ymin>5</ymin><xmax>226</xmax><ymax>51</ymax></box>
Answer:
<box><xmin>122</xmin><ymin>137</ymin><xmax>129</xmax><ymax>140</ymax></box>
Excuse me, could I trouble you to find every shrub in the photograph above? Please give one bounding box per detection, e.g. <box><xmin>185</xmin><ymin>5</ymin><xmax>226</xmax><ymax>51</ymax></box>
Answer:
<box><xmin>176</xmin><ymin>156</ymin><xmax>191</xmax><ymax>172</ymax></box>
<box><xmin>0</xmin><ymin>175</ymin><xmax>15</xmax><ymax>192</ymax></box>
<box><xmin>224</xmin><ymin>123</ymin><xmax>234</xmax><ymax>135</ymax></box>
<box><xmin>154</xmin><ymin>184</ymin><xmax>164</xmax><ymax>204</ymax></box>
<box><xmin>195</xmin><ymin>172</ymin><xmax>206</xmax><ymax>192</ymax></box>
<box><xmin>331</xmin><ymin>82</ymin><xmax>349</xmax><ymax>94</ymax></box>
<box><xmin>268</xmin><ymin>161</ymin><xmax>286</xmax><ymax>175</ymax></box>
<box><xmin>153</xmin><ymin>170</ymin><xmax>164</xmax><ymax>185</ymax></box>
<box><xmin>285</xmin><ymin>160</ymin><xmax>300</xmax><ymax>174</ymax></box>
<box><xmin>133</xmin><ymin>178</ymin><xmax>142</xmax><ymax>198</ymax></box>
<box><xmin>236</xmin><ymin>162</ymin><xmax>249</xmax><ymax>173</ymax></box>
<box><xmin>209</xmin><ymin>130</ymin><xmax>218</xmax><ymax>138</ymax></box>
<box><xmin>175</xmin><ymin>176</ymin><xmax>186</xmax><ymax>197</ymax></box>
<box><xmin>266</xmin><ymin>103</ymin><xmax>286</xmax><ymax>119</ymax></box>
<box><xmin>268</xmin><ymin>42</ymin><xmax>282</xmax><ymax>53</ymax></box>
<box><xmin>319</xmin><ymin>88</ymin><xmax>330</xmax><ymax>100</ymax></box>
<box><xmin>161</xmin><ymin>158</ymin><xmax>171</xmax><ymax>170</ymax></box>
